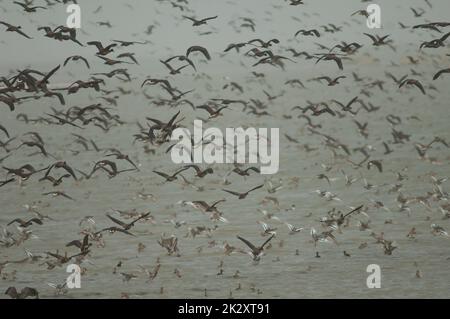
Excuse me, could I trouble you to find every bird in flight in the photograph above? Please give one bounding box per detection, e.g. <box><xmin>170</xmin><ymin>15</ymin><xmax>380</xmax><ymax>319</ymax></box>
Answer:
<box><xmin>236</xmin><ymin>234</ymin><xmax>275</xmax><ymax>261</ymax></box>
<box><xmin>0</xmin><ymin>21</ymin><xmax>32</xmax><ymax>39</ymax></box>
<box><xmin>399</xmin><ymin>78</ymin><xmax>427</xmax><ymax>95</ymax></box>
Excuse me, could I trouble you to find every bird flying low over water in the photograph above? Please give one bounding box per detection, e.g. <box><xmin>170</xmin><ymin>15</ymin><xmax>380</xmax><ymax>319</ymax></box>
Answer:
<box><xmin>0</xmin><ymin>0</ymin><xmax>450</xmax><ymax>300</ymax></box>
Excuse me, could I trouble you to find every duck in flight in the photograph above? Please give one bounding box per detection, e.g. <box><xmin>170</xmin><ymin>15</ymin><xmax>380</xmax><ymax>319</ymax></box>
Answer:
<box><xmin>183</xmin><ymin>15</ymin><xmax>218</xmax><ymax>26</ymax></box>
<box><xmin>87</xmin><ymin>41</ymin><xmax>117</xmax><ymax>55</ymax></box>
<box><xmin>8</xmin><ymin>218</ymin><xmax>43</xmax><ymax>228</ymax></box>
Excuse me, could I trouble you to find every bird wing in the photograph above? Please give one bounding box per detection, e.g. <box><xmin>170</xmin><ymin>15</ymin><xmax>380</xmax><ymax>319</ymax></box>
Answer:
<box><xmin>332</xmin><ymin>56</ymin><xmax>343</xmax><ymax>70</ymax></box>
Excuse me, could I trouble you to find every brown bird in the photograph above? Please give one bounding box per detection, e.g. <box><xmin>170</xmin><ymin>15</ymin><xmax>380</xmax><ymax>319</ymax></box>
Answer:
<box><xmin>0</xmin><ymin>177</ymin><xmax>15</xmax><ymax>187</ymax></box>
<box><xmin>105</xmin><ymin>151</ymin><xmax>139</xmax><ymax>170</ymax></box>
<box><xmin>223</xmin><ymin>184</ymin><xmax>264</xmax><ymax>199</ymax></box>
<box><xmin>236</xmin><ymin>234</ymin><xmax>274</xmax><ymax>261</ymax></box>
<box><xmin>5</xmin><ymin>287</ymin><xmax>39</xmax><ymax>299</ymax></box>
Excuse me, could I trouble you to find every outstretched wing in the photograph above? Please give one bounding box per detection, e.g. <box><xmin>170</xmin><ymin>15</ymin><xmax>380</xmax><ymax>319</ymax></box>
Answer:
<box><xmin>237</xmin><ymin>236</ymin><xmax>257</xmax><ymax>251</ymax></box>
<box><xmin>343</xmin><ymin>205</ymin><xmax>364</xmax><ymax>218</ymax></box>
<box><xmin>210</xmin><ymin>199</ymin><xmax>226</xmax><ymax>208</ymax></box>
<box><xmin>186</xmin><ymin>45</ymin><xmax>211</xmax><ymax>60</ymax></box>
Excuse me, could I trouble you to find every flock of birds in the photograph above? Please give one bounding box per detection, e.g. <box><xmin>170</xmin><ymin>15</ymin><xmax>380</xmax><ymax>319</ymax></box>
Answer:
<box><xmin>1</xmin><ymin>0</ymin><xmax>450</xmax><ymax>299</ymax></box>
